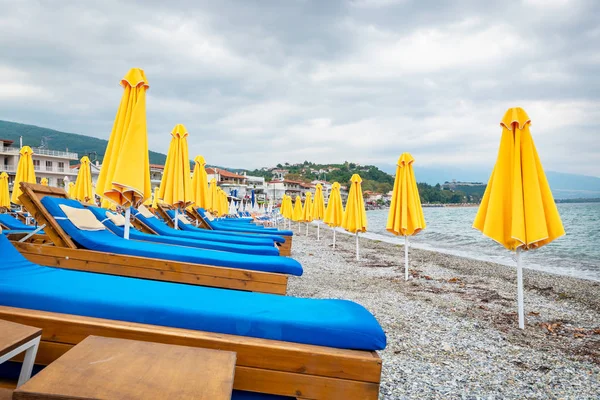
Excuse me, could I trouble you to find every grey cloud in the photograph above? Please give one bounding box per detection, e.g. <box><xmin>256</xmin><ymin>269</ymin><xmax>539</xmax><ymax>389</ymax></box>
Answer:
<box><xmin>0</xmin><ymin>0</ymin><xmax>598</xmax><ymax>176</ymax></box>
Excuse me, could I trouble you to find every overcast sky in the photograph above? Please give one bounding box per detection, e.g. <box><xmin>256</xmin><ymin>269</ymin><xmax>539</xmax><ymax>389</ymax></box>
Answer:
<box><xmin>0</xmin><ymin>0</ymin><xmax>598</xmax><ymax>176</ymax></box>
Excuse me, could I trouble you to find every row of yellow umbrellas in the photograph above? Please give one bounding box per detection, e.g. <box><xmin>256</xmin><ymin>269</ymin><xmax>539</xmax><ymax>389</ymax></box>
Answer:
<box><xmin>280</xmin><ymin>174</ymin><xmax>367</xmax><ymax>259</ymax></box>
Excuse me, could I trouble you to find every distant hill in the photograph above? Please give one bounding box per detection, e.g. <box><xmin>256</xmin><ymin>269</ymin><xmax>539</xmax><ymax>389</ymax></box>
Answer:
<box><xmin>377</xmin><ymin>163</ymin><xmax>600</xmax><ymax>200</ymax></box>
<box><xmin>0</xmin><ymin>120</ymin><xmax>168</xmax><ymax>165</ymax></box>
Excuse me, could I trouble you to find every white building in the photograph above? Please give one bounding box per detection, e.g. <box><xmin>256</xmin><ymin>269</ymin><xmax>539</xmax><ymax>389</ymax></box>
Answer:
<box><xmin>266</xmin><ymin>179</ymin><xmax>314</xmax><ymax>202</ymax></box>
<box><xmin>1</xmin><ymin>138</ymin><xmax>79</xmax><ymax>192</ymax></box>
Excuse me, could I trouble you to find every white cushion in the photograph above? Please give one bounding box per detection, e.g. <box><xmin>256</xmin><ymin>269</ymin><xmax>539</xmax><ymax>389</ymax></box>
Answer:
<box><xmin>177</xmin><ymin>214</ymin><xmax>191</xmax><ymax>225</ymax></box>
<box><xmin>59</xmin><ymin>205</ymin><xmax>106</xmax><ymax>231</ymax></box>
<box><xmin>137</xmin><ymin>205</ymin><xmax>154</xmax><ymax>219</ymax></box>
<box><xmin>106</xmin><ymin>211</ymin><xmax>126</xmax><ymax>226</ymax></box>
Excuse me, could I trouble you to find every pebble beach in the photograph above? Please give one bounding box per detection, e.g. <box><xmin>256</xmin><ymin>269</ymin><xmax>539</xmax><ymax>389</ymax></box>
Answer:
<box><xmin>287</xmin><ymin>224</ymin><xmax>600</xmax><ymax>399</ymax></box>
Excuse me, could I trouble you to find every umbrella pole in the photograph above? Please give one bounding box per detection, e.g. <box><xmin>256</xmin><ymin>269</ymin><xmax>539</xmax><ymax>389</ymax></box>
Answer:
<box><xmin>174</xmin><ymin>208</ymin><xmax>179</xmax><ymax>230</ymax></box>
<box><xmin>356</xmin><ymin>232</ymin><xmax>359</xmax><ymax>260</ymax></box>
<box><xmin>333</xmin><ymin>228</ymin><xmax>336</xmax><ymax>249</ymax></box>
<box><xmin>298</xmin><ymin>222</ymin><xmax>301</xmax><ymax>233</ymax></box>
<box><xmin>405</xmin><ymin>235</ymin><xmax>409</xmax><ymax>281</ymax></box>
<box><xmin>517</xmin><ymin>247</ymin><xmax>525</xmax><ymax>329</ymax></box>
<box><xmin>124</xmin><ymin>207</ymin><xmax>131</xmax><ymax>240</ymax></box>
<box><xmin>306</xmin><ymin>222</ymin><xmax>308</xmax><ymax>236</ymax></box>
<box><xmin>317</xmin><ymin>221</ymin><xmax>320</xmax><ymax>241</ymax></box>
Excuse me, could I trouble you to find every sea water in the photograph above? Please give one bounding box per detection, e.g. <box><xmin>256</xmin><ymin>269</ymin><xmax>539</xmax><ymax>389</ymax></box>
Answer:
<box><xmin>358</xmin><ymin>203</ymin><xmax>600</xmax><ymax>281</ymax></box>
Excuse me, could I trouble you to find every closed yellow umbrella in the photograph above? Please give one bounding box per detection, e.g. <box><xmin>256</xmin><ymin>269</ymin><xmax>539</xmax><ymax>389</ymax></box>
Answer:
<box><xmin>72</xmin><ymin>156</ymin><xmax>94</xmax><ymax>203</ymax></box>
<box><xmin>312</xmin><ymin>184</ymin><xmax>325</xmax><ymax>240</ymax></box>
<box><xmin>206</xmin><ymin>178</ymin><xmax>219</xmax><ymax>215</ymax></box>
<box><xmin>151</xmin><ymin>187</ymin><xmax>160</xmax><ymax>209</ymax></box>
<box><xmin>324</xmin><ymin>182</ymin><xmax>344</xmax><ymax>249</ymax></box>
<box><xmin>386</xmin><ymin>153</ymin><xmax>426</xmax><ymax>280</ymax></box>
<box><xmin>191</xmin><ymin>155</ymin><xmax>208</xmax><ymax>210</ymax></box>
<box><xmin>302</xmin><ymin>192</ymin><xmax>313</xmax><ymax>236</ymax></box>
<box><xmin>95</xmin><ymin>68</ymin><xmax>151</xmax><ymax>239</ymax></box>
<box><xmin>40</xmin><ymin>178</ymin><xmax>48</xmax><ymax>186</ymax></box>
<box><xmin>0</xmin><ymin>172</ymin><xmax>10</xmax><ymax>209</ymax></box>
<box><xmin>285</xmin><ymin>195</ymin><xmax>294</xmax><ymax>230</ymax></box>
<box><xmin>158</xmin><ymin>124</ymin><xmax>194</xmax><ymax>229</ymax></box>
<box><xmin>67</xmin><ymin>182</ymin><xmax>75</xmax><ymax>198</ymax></box>
<box><xmin>292</xmin><ymin>195</ymin><xmax>303</xmax><ymax>233</ymax></box>
<box><xmin>11</xmin><ymin>146</ymin><xmax>36</xmax><ymax>205</ymax></box>
<box><xmin>342</xmin><ymin>174</ymin><xmax>367</xmax><ymax>260</ymax></box>
<box><xmin>474</xmin><ymin>107</ymin><xmax>564</xmax><ymax>329</ymax></box>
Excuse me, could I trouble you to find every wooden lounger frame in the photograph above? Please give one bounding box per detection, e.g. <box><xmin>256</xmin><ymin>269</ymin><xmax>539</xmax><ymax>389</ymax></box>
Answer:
<box><xmin>158</xmin><ymin>204</ymin><xmax>293</xmax><ymax>257</ymax></box>
<box><xmin>13</xmin><ymin>183</ymin><xmax>288</xmax><ymax>295</ymax></box>
<box><xmin>1</xmin><ymin>306</ymin><xmax>382</xmax><ymax>399</ymax></box>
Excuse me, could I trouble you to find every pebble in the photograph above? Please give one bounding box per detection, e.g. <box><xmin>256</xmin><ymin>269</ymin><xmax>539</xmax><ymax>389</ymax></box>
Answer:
<box><xmin>286</xmin><ymin>225</ymin><xmax>600</xmax><ymax>399</ymax></box>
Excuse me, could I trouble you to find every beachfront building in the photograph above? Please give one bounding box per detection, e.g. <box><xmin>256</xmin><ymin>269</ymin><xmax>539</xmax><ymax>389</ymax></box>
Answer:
<box><xmin>266</xmin><ymin>179</ymin><xmax>313</xmax><ymax>202</ymax></box>
<box><xmin>206</xmin><ymin>167</ymin><xmax>248</xmax><ymax>199</ymax></box>
<box><xmin>1</xmin><ymin>138</ymin><xmax>78</xmax><ymax>192</ymax></box>
<box><xmin>245</xmin><ymin>174</ymin><xmax>267</xmax><ymax>202</ymax></box>
<box><xmin>149</xmin><ymin>164</ymin><xmax>165</xmax><ymax>190</ymax></box>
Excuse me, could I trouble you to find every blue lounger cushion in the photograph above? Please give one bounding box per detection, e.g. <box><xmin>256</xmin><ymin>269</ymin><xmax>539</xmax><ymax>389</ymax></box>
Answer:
<box><xmin>0</xmin><ymin>235</ymin><xmax>386</xmax><ymax>350</ymax></box>
<box><xmin>198</xmin><ymin>209</ymin><xmax>294</xmax><ymax>236</ymax></box>
<box><xmin>178</xmin><ymin>221</ymin><xmax>286</xmax><ymax>243</ymax></box>
<box><xmin>41</xmin><ymin>197</ymin><xmax>302</xmax><ymax>276</ymax></box>
<box><xmin>86</xmin><ymin>207</ymin><xmax>279</xmax><ymax>256</ymax></box>
<box><xmin>0</xmin><ymin>214</ymin><xmax>39</xmax><ymax>231</ymax></box>
<box><xmin>134</xmin><ymin>210</ymin><xmax>279</xmax><ymax>247</ymax></box>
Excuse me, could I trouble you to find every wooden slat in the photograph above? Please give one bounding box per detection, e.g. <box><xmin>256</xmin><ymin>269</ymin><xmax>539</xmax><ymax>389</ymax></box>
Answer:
<box><xmin>18</xmin><ymin>183</ymin><xmax>76</xmax><ymax>249</ymax></box>
<box><xmin>233</xmin><ymin>366</ymin><xmax>380</xmax><ymax>400</ymax></box>
<box><xmin>17</xmin><ymin>341</ymin><xmax>378</xmax><ymax>399</ymax></box>
<box><xmin>13</xmin><ymin>242</ymin><xmax>288</xmax><ymax>295</ymax></box>
<box><xmin>130</xmin><ymin>217</ymin><xmax>157</xmax><ymax>234</ymax></box>
<box><xmin>0</xmin><ymin>307</ymin><xmax>382</xmax><ymax>384</ymax></box>
<box><xmin>155</xmin><ymin>204</ymin><xmax>176</xmax><ymax>228</ymax></box>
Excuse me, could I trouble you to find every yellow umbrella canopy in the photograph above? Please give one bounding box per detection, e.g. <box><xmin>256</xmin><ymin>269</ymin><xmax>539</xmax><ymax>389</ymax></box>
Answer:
<box><xmin>67</xmin><ymin>182</ymin><xmax>75</xmax><ymax>198</ymax></box>
<box><xmin>386</xmin><ymin>152</ymin><xmax>426</xmax><ymax>280</ymax></box>
<box><xmin>312</xmin><ymin>184</ymin><xmax>325</xmax><ymax>220</ymax></box>
<box><xmin>474</xmin><ymin>107</ymin><xmax>565</xmax><ymax>329</ymax></box>
<box><xmin>96</xmin><ymin>68</ymin><xmax>151</xmax><ymax>208</ymax></box>
<box><xmin>206</xmin><ymin>178</ymin><xmax>219</xmax><ymax>214</ymax></box>
<box><xmin>40</xmin><ymin>178</ymin><xmax>48</xmax><ymax>186</ymax></box>
<box><xmin>387</xmin><ymin>153</ymin><xmax>426</xmax><ymax>236</ymax></box>
<box><xmin>324</xmin><ymin>182</ymin><xmax>343</xmax><ymax>227</ymax></box>
<box><xmin>292</xmin><ymin>195</ymin><xmax>303</xmax><ymax>222</ymax></box>
<box><xmin>342</xmin><ymin>174</ymin><xmax>367</xmax><ymax>260</ymax></box>
<box><xmin>284</xmin><ymin>195</ymin><xmax>293</xmax><ymax>220</ymax></box>
<box><xmin>324</xmin><ymin>182</ymin><xmax>344</xmax><ymax>248</ymax></box>
<box><xmin>474</xmin><ymin>107</ymin><xmax>564</xmax><ymax>250</ymax></box>
<box><xmin>191</xmin><ymin>155</ymin><xmax>209</xmax><ymax>209</ymax></box>
<box><xmin>158</xmin><ymin>124</ymin><xmax>194</xmax><ymax>209</ymax></box>
<box><xmin>72</xmin><ymin>156</ymin><xmax>94</xmax><ymax>203</ymax></box>
<box><xmin>222</xmin><ymin>190</ymin><xmax>229</xmax><ymax>216</ymax></box>
<box><xmin>279</xmin><ymin>194</ymin><xmax>287</xmax><ymax>216</ymax></box>
<box><xmin>151</xmin><ymin>187</ymin><xmax>160</xmax><ymax>208</ymax></box>
<box><xmin>0</xmin><ymin>172</ymin><xmax>10</xmax><ymax>208</ymax></box>
<box><xmin>342</xmin><ymin>174</ymin><xmax>367</xmax><ymax>233</ymax></box>
<box><xmin>11</xmin><ymin>146</ymin><xmax>36</xmax><ymax>205</ymax></box>
<box><xmin>302</xmin><ymin>192</ymin><xmax>313</xmax><ymax>222</ymax></box>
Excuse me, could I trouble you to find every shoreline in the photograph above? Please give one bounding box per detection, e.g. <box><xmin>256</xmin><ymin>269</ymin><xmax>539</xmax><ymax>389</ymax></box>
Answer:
<box><xmin>288</xmin><ymin>225</ymin><xmax>600</xmax><ymax>399</ymax></box>
<box><xmin>319</xmin><ymin>223</ymin><xmax>600</xmax><ymax>283</ymax></box>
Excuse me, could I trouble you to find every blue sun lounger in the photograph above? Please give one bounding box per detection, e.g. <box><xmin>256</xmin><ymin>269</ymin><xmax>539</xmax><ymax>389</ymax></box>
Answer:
<box><xmin>133</xmin><ymin>208</ymin><xmax>281</xmax><ymax>247</ymax></box>
<box><xmin>0</xmin><ymin>235</ymin><xmax>386</xmax><ymax>399</ymax></box>
<box><xmin>41</xmin><ymin>197</ymin><xmax>302</xmax><ymax>276</ymax></box>
<box><xmin>196</xmin><ymin>208</ymin><xmax>293</xmax><ymax>236</ymax></box>
<box><xmin>85</xmin><ymin>206</ymin><xmax>280</xmax><ymax>256</ymax></box>
<box><xmin>0</xmin><ymin>214</ymin><xmax>38</xmax><ymax>231</ymax></box>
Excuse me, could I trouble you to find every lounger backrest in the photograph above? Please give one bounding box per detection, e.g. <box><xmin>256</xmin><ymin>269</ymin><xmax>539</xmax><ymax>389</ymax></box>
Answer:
<box><xmin>18</xmin><ymin>182</ymin><xmax>77</xmax><ymax>249</ymax></box>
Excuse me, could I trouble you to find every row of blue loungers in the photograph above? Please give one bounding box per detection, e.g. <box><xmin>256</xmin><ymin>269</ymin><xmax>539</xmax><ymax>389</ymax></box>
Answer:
<box><xmin>0</xmin><ymin>201</ymin><xmax>386</xmax><ymax>399</ymax></box>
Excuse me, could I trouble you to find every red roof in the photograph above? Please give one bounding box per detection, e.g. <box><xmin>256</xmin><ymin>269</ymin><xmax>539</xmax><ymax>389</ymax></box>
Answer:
<box><xmin>206</xmin><ymin>167</ymin><xmax>246</xmax><ymax>180</ymax></box>
<box><xmin>150</xmin><ymin>164</ymin><xmax>165</xmax><ymax>170</ymax></box>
